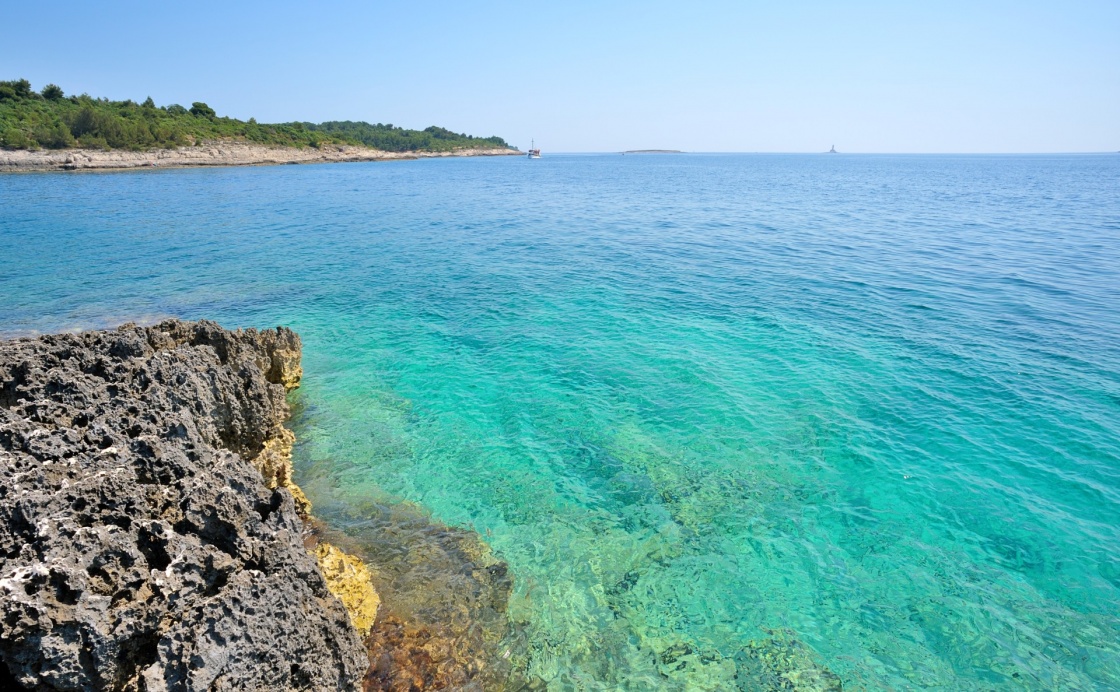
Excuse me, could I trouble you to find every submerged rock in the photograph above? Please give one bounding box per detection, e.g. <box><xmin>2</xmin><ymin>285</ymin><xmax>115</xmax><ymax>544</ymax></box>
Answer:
<box><xmin>305</xmin><ymin>501</ymin><xmax>519</xmax><ymax>692</ymax></box>
<box><xmin>734</xmin><ymin>628</ymin><xmax>843</xmax><ymax>691</ymax></box>
<box><xmin>0</xmin><ymin>320</ymin><xmax>367</xmax><ymax>690</ymax></box>
<box><xmin>315</xmin><ymin>542</ymin><xmax>380</xmax><ymax>638</ymax></box>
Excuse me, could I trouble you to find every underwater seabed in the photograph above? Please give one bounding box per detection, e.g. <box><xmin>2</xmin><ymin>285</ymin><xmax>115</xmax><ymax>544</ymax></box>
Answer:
<box><xmin>293</xmin><ymin>408</ymin><xmax>847</xmax><ymax>691</ymax></box>
<box><xmin>288</xmin><ymin>357</ymin><xmax>1118</xmax><ymax>690</ymax></box>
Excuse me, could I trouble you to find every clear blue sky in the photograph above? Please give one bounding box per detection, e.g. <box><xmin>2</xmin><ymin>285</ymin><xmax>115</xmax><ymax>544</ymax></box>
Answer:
<box><xmin>3</xmin><ymin>0</ymin><xmax>1117</xmax><ymax>152</ymax></box>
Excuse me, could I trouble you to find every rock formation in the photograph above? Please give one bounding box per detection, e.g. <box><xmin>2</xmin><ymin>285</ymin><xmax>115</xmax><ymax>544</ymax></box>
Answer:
<box><xmin>309</xmin><ymin>505</ymin><xmax>518</xmax><ymax>692</ymax></box>
<box><xmin>0</xmin><ymin>143</ymin><xmax>522</xmax><ymax>172</ymax></box>
<box><xmin>0</xmin><ymin>320</ymin><xmax>368</xmax><ymax>690</ymax></box>
<box><xmin>314</xmin><ymin>543</ymin><xmax>380</xmax><ymax>639</ymax></box>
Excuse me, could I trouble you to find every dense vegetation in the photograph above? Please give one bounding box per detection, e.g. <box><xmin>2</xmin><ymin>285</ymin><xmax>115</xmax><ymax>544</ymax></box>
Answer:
<box><xmin>0</xmin><ymin>79</ymin><xmax>511</xmax><ymax>153</ymax></box>
<box><xmin>303</xmin><ymin>121</ymin><xmax>509</xmax><ymax>154</ymax></box>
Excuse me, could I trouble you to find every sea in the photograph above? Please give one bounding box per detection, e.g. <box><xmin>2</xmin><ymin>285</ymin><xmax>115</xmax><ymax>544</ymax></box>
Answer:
<box><xmin>2</xmin><ymin>153</ymin><xmax>1118</xmax><ymax>690</ymax></box>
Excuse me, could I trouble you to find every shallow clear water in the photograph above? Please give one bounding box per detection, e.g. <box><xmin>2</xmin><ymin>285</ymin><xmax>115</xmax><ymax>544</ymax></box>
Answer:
<box><xmin>3</xmin><ymin>154</ymin><xmax>1119</xmax><ymax>689</ymax></box>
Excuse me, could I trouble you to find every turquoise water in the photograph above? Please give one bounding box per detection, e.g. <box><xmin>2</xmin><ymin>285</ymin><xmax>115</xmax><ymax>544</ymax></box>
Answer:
<box><xmin>3</xmin><ymin>154</ymin><xmax>1120</xmax><ymax>689</ymax></box>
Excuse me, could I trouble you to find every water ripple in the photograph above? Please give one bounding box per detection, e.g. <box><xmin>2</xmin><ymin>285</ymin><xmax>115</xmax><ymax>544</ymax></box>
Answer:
<box><xmin>3</xmin><ymin>154</ymin><xmax>1120</xmax><ymax>689</ymax></box>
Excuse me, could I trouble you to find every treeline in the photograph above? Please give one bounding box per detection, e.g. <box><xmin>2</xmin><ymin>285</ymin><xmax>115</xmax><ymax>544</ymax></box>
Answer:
<box><xmin>0</xmin><ymin>79</ymin><xmax>512</xmax><ymax>153</ymax></box>
<box><xmin>305</xmin><ymin>122</ymin><xmax>508</xmax><ymax>152</ymax></box>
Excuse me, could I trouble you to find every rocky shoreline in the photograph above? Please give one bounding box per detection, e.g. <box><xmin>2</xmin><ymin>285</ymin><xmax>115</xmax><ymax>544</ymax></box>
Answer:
<box><xmin>0</xmin><ymin>321</ymin><xmax>516</xmax><ymax>690</ymax></box>
<box><xmin>0</xmin><ymin>143</ymin><xmax>523</xmax><ymax>172</ymax></box>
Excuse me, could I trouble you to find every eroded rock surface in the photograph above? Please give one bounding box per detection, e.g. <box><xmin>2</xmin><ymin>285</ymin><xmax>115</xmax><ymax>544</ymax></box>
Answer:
<box><xmin>0</xmin><ymin>143</ymin><xmax>522</xmax><ymax>172</ymax></box>
<box><xmin>0</xmin><ymin>320</ymin><xmax>367</xmax><ymax>690</ymax></box>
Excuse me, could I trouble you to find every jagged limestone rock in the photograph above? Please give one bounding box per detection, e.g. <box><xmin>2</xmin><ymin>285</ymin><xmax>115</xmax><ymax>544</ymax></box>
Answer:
<box><xmin>256</xmin><ymin>426</ymin><xmax>313</xmax><ymax>516</ymax></box>
<box><xmin>0</xmin><ymin>320</ymin><xmax>367</xmax><ymax>691</ymax></box>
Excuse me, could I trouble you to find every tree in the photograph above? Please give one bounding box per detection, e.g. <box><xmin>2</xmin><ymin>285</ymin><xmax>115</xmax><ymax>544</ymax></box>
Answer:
<box><xmin>189</xmin><ymin>102</ymin><xmax>216</xmax><ymax>118</ymax></box>
<box><xmin>1</xmin><ymin>81</ymin><xmax>511</xmax><ymax>152</ymax></box>
<box><xmin>0</xmin><ymin>78</ymin><xmax>33</xmax><ymax>101</ymax></box>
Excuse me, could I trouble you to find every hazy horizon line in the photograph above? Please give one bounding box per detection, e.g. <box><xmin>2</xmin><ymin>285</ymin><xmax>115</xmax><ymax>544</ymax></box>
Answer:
<box><xmin>530</xmin><ymin>150</ymin><xmax>1119</xmax><ymax>156</ymax></box>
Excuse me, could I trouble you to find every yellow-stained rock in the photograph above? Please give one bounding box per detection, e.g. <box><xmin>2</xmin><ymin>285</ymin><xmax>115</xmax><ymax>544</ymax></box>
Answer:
<box><xmin>256</xmin><ymin>427</ymin><xmax>294</xmax><ymax>485</ymax></box>
<box><xmin>269</xmin><ymin>345</ymin><xmax>303</xmax><ymax>391</ymax></box>
<box><xmin>315</xmin><ymin>542</ymin><xmax>380</xmax><ymax>638</ymax></box>
<box><xmin>286</xmin><ymin>482</ymin><xmax>313</xmax><ymax>517</ymax></box>
<box><xmin>253</xmin><ymin>427</ymin><xmax>312</xmax><ymax>516</ymax></box>
<box><xmin>254</xmin><ymin>325</ymin><xmax>304</xmax><ymax>390</ymax></box>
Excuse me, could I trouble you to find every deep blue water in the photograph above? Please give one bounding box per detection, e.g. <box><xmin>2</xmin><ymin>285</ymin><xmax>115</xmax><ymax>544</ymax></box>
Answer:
<box><xmin>2</xmin><ymin>154</ymin><xmax>1119</xmax><ymax>689</ymax></box>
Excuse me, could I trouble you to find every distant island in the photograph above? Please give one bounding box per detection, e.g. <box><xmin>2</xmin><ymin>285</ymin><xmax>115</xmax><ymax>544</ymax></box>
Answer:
<box><xmin>621</xmin><ymin>149</ymin><xmax>684</xmax><ymax>154</ymax></box>
<box><xmin>0</xmin><ymin>78</ymin><xmax>519</xmax><ymax>170</ymax></box>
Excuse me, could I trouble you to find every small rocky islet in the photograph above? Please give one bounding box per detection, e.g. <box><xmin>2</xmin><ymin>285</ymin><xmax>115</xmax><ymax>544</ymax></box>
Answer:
<box><xmin>0</xmin><ymin>320</ymin><xmax>515</xmax><ymax>691</ymax></box>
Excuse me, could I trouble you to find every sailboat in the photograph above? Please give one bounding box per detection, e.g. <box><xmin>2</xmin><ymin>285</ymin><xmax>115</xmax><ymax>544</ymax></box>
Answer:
<box><xmin>528</xmin><ymin>139</ymin><xmax>541</xmax><ymax>159</ymax></box>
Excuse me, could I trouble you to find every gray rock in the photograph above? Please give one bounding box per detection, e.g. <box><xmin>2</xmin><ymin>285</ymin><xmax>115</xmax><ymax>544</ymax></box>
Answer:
<box><xmin>0</xmin><ymin>144</ymin><xmax>523</xmax><ymax>172</ymax></box>
<box><xmin>0</xmin><ymin>320</ymin><xmax>367</xmax><ymax>691</ymax></box>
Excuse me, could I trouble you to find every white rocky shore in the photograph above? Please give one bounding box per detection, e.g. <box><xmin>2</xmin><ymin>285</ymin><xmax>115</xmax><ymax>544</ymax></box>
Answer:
<box><xmin>0</xmin><ymin>141</ymin><xmax>522</xmax><ymax>172</ymax></box>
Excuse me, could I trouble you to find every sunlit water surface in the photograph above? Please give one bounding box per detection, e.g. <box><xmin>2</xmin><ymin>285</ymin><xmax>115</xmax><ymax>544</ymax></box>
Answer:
<box><xmin>3</xmin><ymin>154</ymin><xmax>1119</xmax><ymax>689</ymax></box>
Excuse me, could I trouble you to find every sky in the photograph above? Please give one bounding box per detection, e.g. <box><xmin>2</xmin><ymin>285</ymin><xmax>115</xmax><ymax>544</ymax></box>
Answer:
<box><xmin>2</xmin><ymin>0</ymin><xmax>1117</xmax><ymax>153</ymax></box>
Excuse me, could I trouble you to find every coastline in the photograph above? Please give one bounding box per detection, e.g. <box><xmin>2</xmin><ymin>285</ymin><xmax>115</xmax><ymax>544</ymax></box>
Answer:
<box><xmin>0</xmin><ymin>141</ymin><xmax>523</xmax><ymax>172</ymax></box>
<box><xmin>0</xmin><ymin>320</ymin><xmax>516</xmax><ymax>690</ymax></box>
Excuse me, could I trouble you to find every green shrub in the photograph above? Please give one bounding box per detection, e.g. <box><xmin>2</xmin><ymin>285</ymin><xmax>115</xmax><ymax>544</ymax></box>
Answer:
<box><xmin>32</xmin><ymin>119</ymin><xmax>75</xmax><ymax>148</ymax></box>
<box><xmin>77</xmin><ymin>134</ymin><xmax>110</xmax><ymax>150</ymax></box>
<box><xmin>0</xmin><ymin>126</ymin><xmax>32</xmax><ymax>149</ymax></box>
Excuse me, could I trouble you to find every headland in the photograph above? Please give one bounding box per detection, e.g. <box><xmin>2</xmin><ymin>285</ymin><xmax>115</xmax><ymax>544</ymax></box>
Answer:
<box><xmin>0</xmin><ymin>78</ymin><xmax>521</xmax><ymax>172</ymax></box>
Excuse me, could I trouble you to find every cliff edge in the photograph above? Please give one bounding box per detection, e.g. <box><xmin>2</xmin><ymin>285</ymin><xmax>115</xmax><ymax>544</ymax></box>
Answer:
<box><xmin>0</xmin><ymin>320</ymin><xmax>368</xmax><ymax>690</ymax></box>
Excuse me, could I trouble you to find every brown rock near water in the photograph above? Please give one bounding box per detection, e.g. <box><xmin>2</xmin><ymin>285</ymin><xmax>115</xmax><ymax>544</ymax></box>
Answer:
<box><xmin>310</xmin><ymin>504</ymin><xmax>520</xmax><ymax>692</ymax></box>
<box><xmin>0</xmin><ymin>320</ymin><xmax>367</xmax><ymax>690</ymax></box>
<box><xmin>314</xmin><ymin>542</ymin><xmax>381</xmax><ymax>638</ymax></box>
